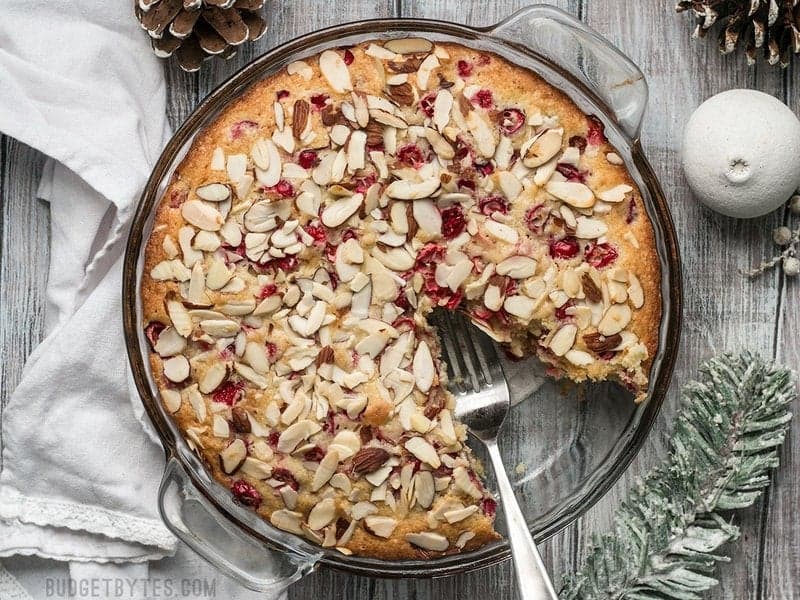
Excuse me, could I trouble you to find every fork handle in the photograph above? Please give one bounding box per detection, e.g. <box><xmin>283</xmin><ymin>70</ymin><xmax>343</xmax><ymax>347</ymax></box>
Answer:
<box><xmin>485</xmin><ymin>440</ymin><xmax>559</xmax><ymax>600</ymax></box>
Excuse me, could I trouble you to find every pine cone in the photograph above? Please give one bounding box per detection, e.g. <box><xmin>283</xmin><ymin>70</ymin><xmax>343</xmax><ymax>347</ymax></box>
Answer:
<box><xmin>135</xmin><ymin>0</ymin><xmax>268</xmax><ymax>72</ymax></box>
<box><xmin>676</xmin><ymin>0</ymin><xmax>800</xmax><ymax>67</ymax></box>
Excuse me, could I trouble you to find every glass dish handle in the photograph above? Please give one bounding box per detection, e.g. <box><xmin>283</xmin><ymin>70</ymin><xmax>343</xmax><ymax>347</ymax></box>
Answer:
<box><xmin>486</xmin><ymin>5</ymin><xmax>648</xmax><ymax>140</ymax></box>
<box><xmin>159</xmin><ymin>457</ymin><xmax>320</xmax><ymax>592</ymax></box>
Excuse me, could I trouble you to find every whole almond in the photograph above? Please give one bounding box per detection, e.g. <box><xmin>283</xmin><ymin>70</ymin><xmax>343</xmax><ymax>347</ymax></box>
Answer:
<box><xmin>316</xmin><ymin>345</ymin><xmax>335</xmax><ymax>366</ymax></box>
<box><xmin>583</xmin><ymin>332</ymin><xmax>622</xmax><ymax>353</ymax></box>
<box><xmin>292</xmin><ymin>99</ymin><xmax>310</xmax><ymax>140</ymax></box>
<box><xmin>231</xmin><ymin>407</ymin><xmax>251</xmax><ymax>433</ymax></box>
<box><xmin>581</xmin><ymin>272</ymin><xmax>602</xmax><ymax>303</ymax></box>
<box><xmin>351</xmin><ymin>447</ymin><xmax>390</xmax><ymax>474</ymax></box>
<box><xmin>387</xmin><ymin>57</ymin><xmax>423</xmax><ymax>73</ymax></box>
<box><xmin>387</xmin><ymin>83</ymin><xmax>414</xmax><ymax>106</ymax></box>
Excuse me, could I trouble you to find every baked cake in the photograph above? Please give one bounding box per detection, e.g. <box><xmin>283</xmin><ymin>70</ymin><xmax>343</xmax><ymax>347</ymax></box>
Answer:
<box><xmin>141</xmin><ymin>38</ymin><xmax>661</xmax><ymax>559</ymax></box>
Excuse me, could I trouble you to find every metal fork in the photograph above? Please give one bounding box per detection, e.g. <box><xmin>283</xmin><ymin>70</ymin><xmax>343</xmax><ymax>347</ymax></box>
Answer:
<box><xmin>435</xmin><ymin>311</ymin><xmax>558</xmax><ymax>600</ymax></box>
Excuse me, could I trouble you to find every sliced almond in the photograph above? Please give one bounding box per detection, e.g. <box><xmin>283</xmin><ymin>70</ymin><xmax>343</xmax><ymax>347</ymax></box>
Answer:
<box><xmin>321</xmin><ymin>193</ymin><xmax>363</xmax><ymax>228</ymax></box>
<box><xmin>545</xmin><ymin>181</ymin><xmax>595</xmax><ymax>209</ymax></box>
<box><xmin>627</xmin><ymin>274</ymin><xmax>644</xmax><ymax>309</ymax></box>
<box><xmin>181</xmin><ymin>200</ymin><xmax>223</xmax><ymax>231</ymax></box>
<box><xmin>496</xmin><ymin>256</ymin><xmax>537</xmax><ymax>279</ymax></box>
<box><xmin>308</xmin><ymin>498</ymin><xmax>336</xmax><ymax>530</ymax></box>
<box><xmin>369</xmin><ymin>108</ymin><xmax>408</xmax><ymax>129</ymax></box>
<box><xmin>424</xmin><ymin>127</ymin><xmax>454</xmax><ymax>160</ymax></box>
<box><xmin>497</xmin><ymin>171</ymin><xmax>522</xmax><ymax>202</ymax></box>
<box><xmin>443</xmin><ymin>505</ymin><xmax>479</xmax><ymax>524</ymax></box>
<box><xmin>386</xmin><ymin>176</ymin><xmax>440</xmax><ymax>200</ymax></box>
<box><xmin>412</xmin><ymin>199</ymin><xmax>442</xmax><ymax>234</ymax></box>
<box><xmin>412</xmin><ymin>341</ymin><xmax>435</xmax><ymax>393</ymax></box>
<box><xmin>575</xmin><ymin>217</ymin><xmax>608</xmax><ymax>239</ymax></box>
<box><xmin>199</xmin><ymin>361</ymin><xmax>227</xmax><ymax>393</ymax></box>
<box><xmin>565</xmin><ymin>349</ymin><xmax>594</xmax><ymax>366</ymax></box>
<box><xmin>598</xmin><ymin>304</ymin><xmax>632</xmax><ymax>336</ymax></box>
<box><xmin>484</xmin><ymin>219</ymin><xmax>519</xmax><ymax>244</ymax></box>
<box><xmin>286</xmin><ymin>60</ymin><xmax>312</xmax><ymax>81</ymax></box>
<box><xmin>363</xmin><ymin>515</ymin><xmax>398</xmax><ymax>538</ymax></box>
<box><xmin>406</xmin><ymin>531</ymin><xmax>448</xmax><ymax>552</ymax></box>
<box><xmin>319</xmin><ymin>50</ymin><xmax>352</xmax><ymax>93</ymax></box>
<box><xmin>549</xmin><ymin>323</ymin><xmax>577</xmax><ymax>356</ymax></box>
<box><xmin>383</xmin><ymin>37</ymin><xmax>433</xmax><ymax>55</ymax></box>
<box><xmin>277</xmin><ymin>419</ymin><xmax>322</xmax><ymax>453</ymax></box>
<box><xmin>154</xmin><ymin>326</ymin><xmax>187</xmax><ymax>357</ymax></box>
<box><xmin>161</xmin><ymin>389</ymin><xmax>182</xmax><ymax>413</ymax></box>
<box><xmin>598</xmin><ymin>184</ymin><xmax>633</xmax><ymax>203</ymax></box>
<box><xmin>253</xmin><ymin>139</ymin><xmax>281</xmax><ymax>187</ymax></box>
<box><xmin>433</xmin><ymin>90</ymin><xmax>453</xmax><ymax>132</ymax></box>
<box><xmin>219</xmin><ymin>439</ymin><xmax>247</xmax><ymax>474</ymax></box>
<box><xmin>404</xmin><ymin>436</ymin><xmax>440</xmax><ymax>468</ymax></box>
<box><xmin>347</xmin><ymin>130</ymin><xmax>367</xmax><ymax>172</ymax></box>
<box><xmin>414</xmin><ymin>471</ymin><xmax>435</xmax><ymax>509</ymax></box>
<box><xmin>416</xmin><ymin>53</ymin><xmax>440</xmax><ymax>90</ymax></box>
<box><xmin>271</xmin><ymin>509</ymin><xmax>304</xmax><ymax>535</ymax></box>
<box><xmin>311</xmin><ymin>448</ymin><xmax>340</xmax><ymax>491</ymax></box>
<box><xmin>240</xmin><ymin>457</ymin><xmax>273</xmax><ymax>480</ymax></box>
<box><xmin>167</xmin><ymin>300</ymin><xmax>193</xmax><ymax>337</ymax></box>
<box><xmin>503</xmin><ymin>295</ymin><xmax>536</xmax><ymax>321</ymax></box>
<box><xmin>522</xmin><ymin>127</ymin><xmax>563</xmax><ymax>167</ymax></box>
<box><xmin>163</xmin><ymin>355</ymin><xmax>190</xmax><ymax>383</ymax></box>
<box><xmin>196</xmin><ymin>183</ymin><xmax>231</xmax><ymax>202</ymax></box>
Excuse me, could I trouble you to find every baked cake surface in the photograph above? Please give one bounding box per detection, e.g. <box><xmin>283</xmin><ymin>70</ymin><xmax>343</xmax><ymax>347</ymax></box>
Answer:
<box><xmin>141</xmin><ymin>38</ymin><xmax>661</xmax><ymax>559</ymax></box>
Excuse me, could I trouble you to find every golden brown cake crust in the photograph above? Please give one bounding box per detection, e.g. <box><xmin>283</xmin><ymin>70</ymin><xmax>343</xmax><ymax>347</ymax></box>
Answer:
<box><xmin>141</xmin><ymin>39</ymin><xmax>661</xmax><ymax>560</ymax></box>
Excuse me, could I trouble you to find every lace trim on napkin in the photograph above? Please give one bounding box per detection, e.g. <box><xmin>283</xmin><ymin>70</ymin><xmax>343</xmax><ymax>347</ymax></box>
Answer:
<box><xmin>0</xmin><ymin>563</ymin><xmax>34</xmax><ymax>600</ymax></box>
<box><xmin>0</xmin><ymin>488</ymin><xmax>176</xmax><ymax>553</ymax></box>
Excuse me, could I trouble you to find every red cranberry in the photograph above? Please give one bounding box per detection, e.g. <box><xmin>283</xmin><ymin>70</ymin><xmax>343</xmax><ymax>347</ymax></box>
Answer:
<box><xmin>303</xmin><ymin>446</ymin><xmax>325</xmax><ymax>462</ymax></box>
<box><xmin>396</xmin><ymin>144</ymin><xmax>427</xmax><ymax>168</ymax></box>
<box><xmin>352</xmin><ymin>173</ymin><xmax>376</xmax><ymax>195</ymax></box>
<box><xmin>441</xmin><ymin>206</ymin><xmax>466</xmax><ymax>239</ymax></box>
<box><xmin>231</xmin><ymin>480</ymin><xmax>261</xmax><ymax>509</ymax></box>
<box><xmin>276</xmin><ymin>90</ymin><xmax>290</xmax><ymax>100</ymax></box>
<box><xmin>269</xmin><ymin>179</ymin><xmax>294</xmax><ymax>198</ymax></box>
<box><xmin>626</xmin><ymin>198</ymin><xmax>638</xmax><ymax>224</ymax></box>
<box><xmin>272</xmin><ymin>468</ymin><xmax>299</xmax><ymax>491</ymax></box>
<box><xmin>555</xmin><ymin>163</ymin><xmax>586</xmax><ymax>183</ymax></box>
<box><xmin>584</xmin><ymin>242</ymin><xmax>618</xmax><ymax>268</ymax></box>
<box><xmin>586</xmin><ymin>115</ymin><xmax>607</xmax><ymax>145</ymax></box>
<box><xmin>258</xmin><ymin>283</ymin><xmax>277</xmax><ymax>299</ymax></box>
<box><xmin>475</xmin><ymin>162</ymin><xmax>494</xmax><ymax>176</ymax></box>
<box><xmin>304</xmin><ymin>223</ymin><xmax>328</xmax><ymax>245</ymax></box>
<box><xmin>230</xmin><ymin>120</ymin><xmax>258</xmax><ymax>140</ymax></box>
<box><xmin>477</xmin><ymin>54</ymin><xmax>491</xmax><ymax>66</ymax></box>
<box><xmin>212</xmin><ymin>381</ymin><xmax>244</xmax><ymax>406</ymax></box>
<box><xmin>549</xmin><ymin>236</ymin><xmax>580</xmax><ymax>259</ymax></box>
<box><xmin>341</xmin><ymin>228</ymin><xmax>358</xmax><ymax>243</ymax></box>
<box><xmin>419</xmin><ymin>92</ymin><xmax>436</xmax><ymax>117</ymax></box>
<box><xmin>310</xmin><ymin>94</ymin><xmax>329</xmax><ymax>110</ymax></box>
<box><xmin>219</xmin><ymin>343</ymin><xmax>235</xmax><ymax>360</ymax></box>
<box><xmin>169</xmin><ymin>189</ymin><xmax>187</xmax><ymax>208</ymax></box>
<box><xmin>391</xmin><ymin>316</ymin><xmax>416</xmax><ymax>330</ymax></box>
<box><xmin>266</xmin><ymin>342</ymin><xmax>279</xmax><ymax>362</ymax></box>
<box><xmin>457</xmin><ymin>178</ymin><xmax>476</xmax><ymax>192</ymax></box>
<box><xmin>144</xmin><ymin>322</ymin><xmax>165</xmax><ymax>348</ymax></box>
<box><xmin>343</xmin><ymin>49</ymin><xmax>354</xmax><ymax>65</ymax></box>
<box><xmin>471</xmin><ymin>89</ymin><xmax>494</xmax><ymax>109</ymax></box>
<box><xmin>453</xmin><ymin>136</ymin><xmax>474</xmax><ymax>162</ymax></box>
<box><xmin>600</xmin><ymin>351</ymin><xmax>617</xmax><ymax>361</ymax></box>
<box><xmin>442</xmin><ymin>289</ymin><xmax>464</xmax><ymax>309</ymax></box>
<box><xmin>481</xmin><ymin>497</ymin><xmax>497</xmax><ymax>518</ymax></box>
<box><xmin>524</xmin><ymin>203</ymin><xmax>548</xmax><ymax>233</ymax></box>
<box><xmin>555</xmin><ymin>299</ymin><xmax>575</xmax><ymax>321</ymax></box>
<box><xmin>499</xmin><ymin>108</ymin><xmax>526</xmax><ymax>135</ymax></box>
<box><xmin>457</xmin><ymin>59</ymin><xmax>473</xmax><ymax>78</ymax></box>
<box><xmin>267</xmin><ymin>431</ymin><xmax>279</xmax><ymax>448</ymax></box>
<box><xmin>415</xmin><ymin>243</ymin><xmax>446</xmax><ymax>268</ymax></box>
<box><xmin>569</xmin><ymin>135</ymin><xmax>587</xmax><ymax>152</ymax></box>
<box><xmin>297</xmin><ymin>149</ymin><xmax>319</xmax><ymax>169</ymax></box>
<box><xmin>394</xmin><ymin>291</ymin><xmax>411</xmax><ymax>311</ymax></box>
<box><xmin>478</xmin><ymin>195</ymin><xmax>509</xmax><ymax>216</ymax></box>
<box><xmin>322</xmin><ymin>409</ymin><xmax>336</xmax><ymax>434</ymax></box>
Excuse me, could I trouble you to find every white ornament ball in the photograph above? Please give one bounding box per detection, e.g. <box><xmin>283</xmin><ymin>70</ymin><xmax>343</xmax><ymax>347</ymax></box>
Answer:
<box><xmin>682</xmin><ymin>90</ymin><xmax>800</xmax><ymax>218</ymax></box>
<box><xmin>783</xmin><ymin>256</ymin><xmax>800</xmax><ymax>277</ymax></box>
<box><xmin>773</xmin><ymin>226</ymin><xmax>793</xmax><ymax>246</ymax></box>
<box><xmin>790</xmin><ymin>194</ymin><xmax>800</xmax><ymax>216</ymax></box>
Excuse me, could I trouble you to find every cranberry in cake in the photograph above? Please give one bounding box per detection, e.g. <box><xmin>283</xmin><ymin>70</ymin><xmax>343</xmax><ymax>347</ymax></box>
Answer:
<box><xmin>141</xmin><ymin>37</ymin><xmax>661</xmax><ymax>559</ymax></box>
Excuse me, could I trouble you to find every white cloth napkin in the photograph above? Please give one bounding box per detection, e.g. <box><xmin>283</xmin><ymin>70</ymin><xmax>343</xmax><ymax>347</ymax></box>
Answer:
<box><xmin>0</xmin><ymin>0</ymin><xmax>174</xmax><ymax>563</ymax></box>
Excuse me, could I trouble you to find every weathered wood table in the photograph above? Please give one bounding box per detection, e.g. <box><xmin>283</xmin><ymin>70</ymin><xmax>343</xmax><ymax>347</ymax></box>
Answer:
<box><xmin>2</xmin><ymin>1</ymin><xmax>797</xmax><ymax>598</ymax></box>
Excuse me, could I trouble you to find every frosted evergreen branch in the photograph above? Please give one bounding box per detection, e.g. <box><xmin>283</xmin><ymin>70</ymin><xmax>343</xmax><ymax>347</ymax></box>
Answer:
<box><xmin>561</xmin><ymin>351</ymin><xmax>795</xmax><ymax>600</ymax></box>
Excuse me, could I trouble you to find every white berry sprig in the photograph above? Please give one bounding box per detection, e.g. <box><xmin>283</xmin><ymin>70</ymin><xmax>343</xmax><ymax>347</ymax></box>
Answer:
<box><xmin>742</xmin><ymin>194</ymin><xmax>800</xmax><ymax>278</ymax></box>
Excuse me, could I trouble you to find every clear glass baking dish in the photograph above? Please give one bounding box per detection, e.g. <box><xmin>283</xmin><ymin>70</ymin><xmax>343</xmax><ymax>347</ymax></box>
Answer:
<box><xmin>123</xmin><ymin>5</ymin><xmax>682</xmax><ymax>593</ymax></box>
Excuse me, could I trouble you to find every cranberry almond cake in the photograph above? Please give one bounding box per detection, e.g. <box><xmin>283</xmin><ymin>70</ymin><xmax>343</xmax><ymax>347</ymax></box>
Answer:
<box><xmin>141</xmin><ymin>38</ymin><xmax>661</xmax><ymax>559</ymax></box>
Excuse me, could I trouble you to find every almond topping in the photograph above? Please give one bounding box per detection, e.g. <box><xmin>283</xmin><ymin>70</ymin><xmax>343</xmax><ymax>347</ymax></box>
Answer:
<box><xmin>292</xmin><ymin>99</ymin><xmax>310</xmax><ymax>140</ymax></box>
<box><xmin>406</xmin><ymin>531</ymin><xmax>448</xmax><ymax>552</ymax></box>
<box><xmin>352</xmin><ymin>447</ymin><xmax>390</xmax><ymax>474</ymax></box>
<box><xmin>363</xmin><ymin>515</ymin><xmax>398</xmax><ymax>538</ymax></box>
<box><xmin>319</xmin><ymin>50</ymin><xmax>352</xmax><ymax>93</ymax></box>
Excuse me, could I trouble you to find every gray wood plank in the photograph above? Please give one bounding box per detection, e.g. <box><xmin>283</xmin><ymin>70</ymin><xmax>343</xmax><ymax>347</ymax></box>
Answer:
<box><xmin>0</xmin><ymin>137</ymin><xmax>49</xmax><ymax>469</ymax></box>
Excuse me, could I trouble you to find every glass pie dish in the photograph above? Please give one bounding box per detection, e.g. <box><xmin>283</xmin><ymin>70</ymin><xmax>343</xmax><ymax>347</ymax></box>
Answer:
<box><xmin>123</xmin><ymin>5</ymin><xmax>682</xmax><ymax>593</ymax></box>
